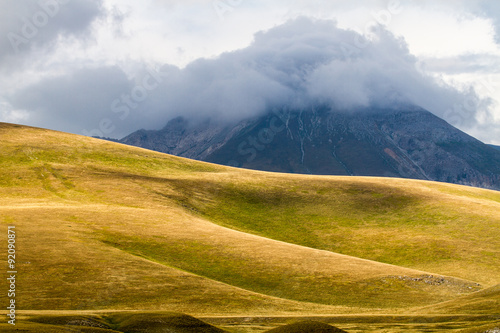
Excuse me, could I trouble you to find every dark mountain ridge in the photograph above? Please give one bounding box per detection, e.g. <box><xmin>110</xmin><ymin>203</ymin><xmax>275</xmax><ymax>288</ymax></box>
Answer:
<box><xmin>120</xmin><ymin>105</ymin><xmax>500</xmax><ymax>190</ymax></box>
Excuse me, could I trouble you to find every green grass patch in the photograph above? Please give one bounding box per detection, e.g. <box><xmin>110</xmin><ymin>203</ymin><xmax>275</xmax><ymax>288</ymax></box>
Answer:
<box><xmin>175</xmin><ymin>178</ymin><xmax>499</xmax><ymax>276</ymax></box>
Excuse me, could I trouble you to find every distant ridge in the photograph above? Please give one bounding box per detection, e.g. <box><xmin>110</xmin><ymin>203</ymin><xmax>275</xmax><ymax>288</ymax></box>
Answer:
<box><xmin>120</xmin><ymin>106</ymin><xmax>500</xmax><ymax>191</ymax></box>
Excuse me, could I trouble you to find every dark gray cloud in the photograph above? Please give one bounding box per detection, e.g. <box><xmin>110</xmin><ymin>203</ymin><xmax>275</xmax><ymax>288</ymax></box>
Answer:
<box><xmin>9</xmin><ymin>66</ymin><xmax>133</xmax><ymax>136</ymax></box>
<box><xmin>8</xmin><ymin>17</ymin><xmax>490</xmax><ymax>139</ymax></box>
<box><xmin>0</xmin><ymin>0</ymin><xmax>104</xmax><ymax>68</ymax></box>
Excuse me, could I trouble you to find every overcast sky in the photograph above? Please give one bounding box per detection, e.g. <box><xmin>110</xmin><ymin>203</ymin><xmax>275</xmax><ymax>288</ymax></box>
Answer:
<box><xmin>1</xmin><ymin>0</ymin><xmax>500</xmax><ymax>144</ymax></box>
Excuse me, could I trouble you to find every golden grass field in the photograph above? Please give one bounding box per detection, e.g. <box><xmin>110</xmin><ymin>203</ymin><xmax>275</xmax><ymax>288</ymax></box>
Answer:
<box><xmin>0</xmin><ymin>122</ymin><xmax>499</xmax><ymax>332</ymax></box>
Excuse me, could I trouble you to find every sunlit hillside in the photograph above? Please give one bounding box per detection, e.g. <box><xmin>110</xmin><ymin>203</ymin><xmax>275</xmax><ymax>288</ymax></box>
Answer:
<box><xmin>1</xmin><ymin>122</ymin><xmax>499</xmax><ymax>332</ymax></box>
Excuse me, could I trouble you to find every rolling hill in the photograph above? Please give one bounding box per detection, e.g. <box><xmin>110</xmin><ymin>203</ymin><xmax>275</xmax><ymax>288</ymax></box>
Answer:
<box><xmin>1</xmin><ymin>122</ymin><xmax>499</xmax><ymax>332</ymax></box>
<box><xmin>418</xmin><ymin>284</ymin><xmax>500</xmax><ymax>315</ymax></box>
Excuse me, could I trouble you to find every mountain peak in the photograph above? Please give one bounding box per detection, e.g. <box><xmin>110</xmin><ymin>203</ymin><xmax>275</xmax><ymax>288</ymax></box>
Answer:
<box><xmin>120</xmin><ymin>106</ymin><xmax>500</xmax><ymax>190</ymax></box>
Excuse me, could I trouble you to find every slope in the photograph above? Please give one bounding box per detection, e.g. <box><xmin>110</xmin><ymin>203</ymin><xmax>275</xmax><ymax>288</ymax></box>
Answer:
<box><xmin>180</xmin><ymin>174</ymin><xmax>500</xmax><ymax>286</ymax></box>
<box><xmin>0</xmin><ymin>123</ymin><xmax>498</xmax><ymax>316</ymax></box>
<box><xmin>417</xmin><ymin>284</ymin><xmax>500</xmax><ymax>315</ymax></box>
<box><xmin>489</xmin><ymin>144</ymin><xmax>500</xmax><ymax>152</ymax></box>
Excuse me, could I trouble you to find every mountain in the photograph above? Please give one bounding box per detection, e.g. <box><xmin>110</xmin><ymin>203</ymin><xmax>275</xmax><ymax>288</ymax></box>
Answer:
<box><xmin>489</xmin><ymin>144</ymin><xmax>500</xmax><ymax>152</ymax></box>
<box><xmin>120</xmin><ymin>106</ymin><xmax>500</xmax><ymax>190</ymax></box>
<box><xmin>1</xmin><ymin>122</ymin><xmax>499</xmax><ymax>332</ymax></box>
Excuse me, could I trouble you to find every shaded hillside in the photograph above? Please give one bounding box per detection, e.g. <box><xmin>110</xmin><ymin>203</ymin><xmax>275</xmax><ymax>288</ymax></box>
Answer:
<box><xmin>14</xmin><ymin>313</ymin><xmax>229</xmax><ymax>333</ymax></box>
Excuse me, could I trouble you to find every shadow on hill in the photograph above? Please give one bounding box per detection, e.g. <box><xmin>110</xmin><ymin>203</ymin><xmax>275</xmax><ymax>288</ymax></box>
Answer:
<box><xmin>24</xmin><ymin>313</ymin><xmax>227</xmax><ymax>333</ymax></box>
<box><xmin>113</xmin><ymin>313</ymin><xmax>227</xmax><ymax>333</ymax></box>
<box><xmin>265</xmin><ymin>320</ymin><xmax>348</xmax><ymax>333</ymax></box>
<box><xmin>27</xmin><ymin>315</ymin><xmax>113</xmax><ymax>331</ymax></box>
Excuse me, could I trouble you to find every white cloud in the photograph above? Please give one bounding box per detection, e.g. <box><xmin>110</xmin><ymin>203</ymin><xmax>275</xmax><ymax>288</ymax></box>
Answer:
<box><xmin>0</xmin><ymin>98</ymin><xmax>29</xmax><ymax>123</ymax></box>
<box><xmin>8</xmin><ymin>17</ymin><xmax>492</xmax><ymax>141</ymax></box>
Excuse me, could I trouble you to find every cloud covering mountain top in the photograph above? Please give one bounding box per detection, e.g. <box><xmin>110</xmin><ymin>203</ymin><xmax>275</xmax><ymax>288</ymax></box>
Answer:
<box><xmin>156</xmin><ymin>17</ymin><xmax>482</xmax><ymax>120</ymax></box>
<box><xmin>7</xmin><ymin>17</ymin><xmax>491</xmax><ymax>139</ymax></box>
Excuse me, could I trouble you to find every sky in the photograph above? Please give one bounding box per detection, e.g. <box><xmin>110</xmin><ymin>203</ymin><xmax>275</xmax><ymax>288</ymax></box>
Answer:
<box><xmin>1</xmin><ymin>0</ymin><xmax>500</xmax><ymax>144</ymax></box>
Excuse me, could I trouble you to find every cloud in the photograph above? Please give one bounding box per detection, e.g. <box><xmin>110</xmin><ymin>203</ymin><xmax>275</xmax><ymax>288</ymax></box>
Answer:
<box><xmin>8</xmin><ymin>66</ymin><xmax>133</xmax><ymax>137</ymax></box>
<box><xmin>7</xmin><ymin>17</ymin><xmax>491</xmax><ymax>139</ymax></box>
<box><xmin>0</xmin><ymin>0</ymin><xmax>104</xmax><ymax>68</ymax></box>
<box><xmin>421</xmin><ymin>54</ymin><xmax>500</xmax><ymax>75</ymax></box>
<box><xmin>142</xmin><ymin>17</ymin><xmax>487</xmax><ymax>129</ymax></box>
<box><xmin>477</xmin><ymin>0</ymin><xmax>500</xmax><ymax>44</ymax></box>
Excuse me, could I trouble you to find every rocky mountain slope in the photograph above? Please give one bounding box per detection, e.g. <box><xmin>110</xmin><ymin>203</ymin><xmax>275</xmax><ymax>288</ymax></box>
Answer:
<box><xmin>120</xmin><ymin>106</ymin><xmax>500</xmax><ymax>190</ymax></box>
<box><xmin>489</xmin><ymin>144</ymin><xmax>500</xmax><ymax>152</ymax></box>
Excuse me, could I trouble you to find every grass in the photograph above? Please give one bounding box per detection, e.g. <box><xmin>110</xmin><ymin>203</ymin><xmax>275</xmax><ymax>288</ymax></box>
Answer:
<box><xmin>98</xmin><ymin>229</ymin><xmax>480</xmax><ymax>308</ymax></box>
<box><xmin>2</xmin><ymin>312</ymin><xmax>498</xmax><ymax>333</ymax></box>
<box><xmin>417</xmin><ymin>284</ymin><xmax>500</xmax><ymax>314</ymax></box>
<box><xmin>178</xmin><ymin>177</ymin><xmax>500</xmax><ymax>286</ymax></box>
<box><xmin>0</xmin><ymin>122</ymin><xmax>499</xmax><ymax>331</ymax></box>
<box><xmin>265</xmin><ymin>320</ymin><xmax>347</xmax><ymax>332</ymax></box>
<box><xmin>0</xmin><ymin>312</ymin><xmax>229</xmax><ymax>332</ymax></box>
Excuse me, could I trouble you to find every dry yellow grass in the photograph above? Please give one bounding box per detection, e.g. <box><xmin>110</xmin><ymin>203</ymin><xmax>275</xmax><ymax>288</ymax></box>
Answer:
<box><xmin>0</xmin><ymin>122</ymin><xmax>498</xmax><ymax>321</ymax></box>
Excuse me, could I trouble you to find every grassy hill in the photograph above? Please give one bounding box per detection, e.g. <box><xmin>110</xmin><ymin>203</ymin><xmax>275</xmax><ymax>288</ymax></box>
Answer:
<box><xmin>417</xmin><ymin>284</ymin><xmax>500</xmax><ymax>314</ymax></box>
<box><xmin>0</xmin><ymin>122</ymin><xmax>499</xmax><ymax>331</ymax></box>
<box><xmin>2</xmin><ymin>312</ymin><xmax>229</xmax><ymax>332</ymax></box>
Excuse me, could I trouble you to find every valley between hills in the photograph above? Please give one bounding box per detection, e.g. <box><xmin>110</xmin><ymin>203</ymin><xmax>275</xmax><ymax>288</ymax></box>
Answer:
<box><xmin>0</xmin><ymin>122</ymin><xmax>499</xmax><ymax>332</ymax></box>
